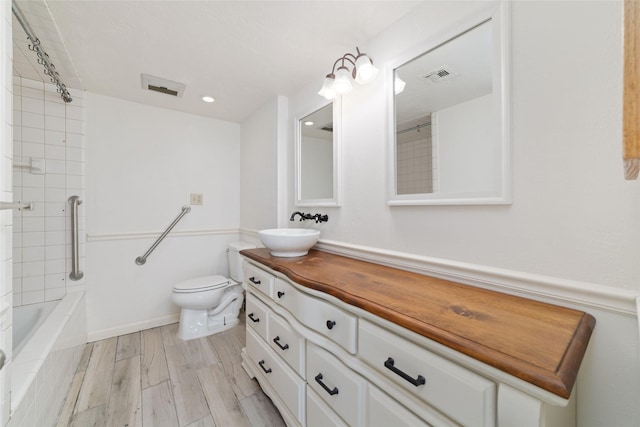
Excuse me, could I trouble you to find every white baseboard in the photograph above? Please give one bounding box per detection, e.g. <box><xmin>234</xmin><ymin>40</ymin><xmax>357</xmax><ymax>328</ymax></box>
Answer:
<box><xmin>88</xmin><ymin>313</ymin><xmax>180</xmax><ymax>342</ymax></box>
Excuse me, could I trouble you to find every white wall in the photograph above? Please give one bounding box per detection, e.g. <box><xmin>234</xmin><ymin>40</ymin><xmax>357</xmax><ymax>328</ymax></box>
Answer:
<box><xmin>85</xmin><ymin>93</ymin><xmax>241</xmax><ymax>339</ymax></box>
<box><xmin>240</xmin><ymin>96</ymin><xmax>288</xmax><ymax>232</ymax></box>
<box><xmin>285</xmin><ymin>1</ymin><xmax>639</xmax><ymax>425</ymax></box>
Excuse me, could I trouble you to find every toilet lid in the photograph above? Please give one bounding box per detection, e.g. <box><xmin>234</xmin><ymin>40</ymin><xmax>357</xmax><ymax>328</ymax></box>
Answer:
<box><xmin>173</xmin><ymin>275</ymin><xmax>229</xmax><ymax>292</ymax></box>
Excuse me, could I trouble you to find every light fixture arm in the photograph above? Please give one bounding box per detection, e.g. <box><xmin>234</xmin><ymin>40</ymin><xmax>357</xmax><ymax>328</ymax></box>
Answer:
<box><xmin>318</xmin><ymin>46</ymin><xmax>378</xmax><ymax>100</ymax></box>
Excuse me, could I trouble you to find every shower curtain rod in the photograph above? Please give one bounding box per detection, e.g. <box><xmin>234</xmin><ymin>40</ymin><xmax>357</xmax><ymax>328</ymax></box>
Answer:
<box><xmin>11</xmin><ymin>1</ymin><xmax>72</xmax><ymax>103</ymax></box>
<box><xmin>397</xmin><ymin>121</ymin><xmax>432</xmax><ymax>136</ymax></box>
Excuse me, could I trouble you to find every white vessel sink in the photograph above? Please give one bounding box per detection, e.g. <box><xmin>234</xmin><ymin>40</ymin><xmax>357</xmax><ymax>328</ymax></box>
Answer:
<box><xmin>259</xmin><ymin>228</ymin><xmax>320</xmax><ymax>257</ymax></box>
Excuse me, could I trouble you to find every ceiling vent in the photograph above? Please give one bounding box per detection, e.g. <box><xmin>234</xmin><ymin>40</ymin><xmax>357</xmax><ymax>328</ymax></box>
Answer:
<box><xmin>141</xmin><ymin>74</ymin><xmax>185</xmax><ymax>97</ymax></box>
<box><xmin>422</xmin><ymin>66</ymin><xmax>458</xmax><ymax>83</ymax></box>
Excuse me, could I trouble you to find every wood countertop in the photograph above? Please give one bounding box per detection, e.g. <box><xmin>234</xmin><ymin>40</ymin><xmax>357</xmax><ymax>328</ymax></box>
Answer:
<box><xmin>240</xmin><ymin>248</ymin><xmax>595</xmax><ymax>399</ymax></box>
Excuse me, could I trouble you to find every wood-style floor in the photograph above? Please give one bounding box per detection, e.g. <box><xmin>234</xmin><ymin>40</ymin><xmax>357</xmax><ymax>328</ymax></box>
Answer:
<box><xmin>55</xmin><ymin>316</ymin><xmax>286</xmax><ymax>427</ymax></box>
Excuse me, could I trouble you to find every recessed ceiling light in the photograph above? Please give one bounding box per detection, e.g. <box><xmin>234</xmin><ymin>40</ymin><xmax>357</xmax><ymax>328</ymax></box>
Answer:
<box><xmin>202</xmin><ymin>96</ymin><xmax>215</xmax><ymax>103</ymax></box>
<box><xmin>304</xmin><ymin>121</ymin><xmax>314</xmax><ymax>126</ymax></box>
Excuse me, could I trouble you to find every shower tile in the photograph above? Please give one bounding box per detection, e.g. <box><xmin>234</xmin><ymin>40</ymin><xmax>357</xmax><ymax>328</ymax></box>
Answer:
<box><xmin>45</xmin><ymin>287</ymin><xmax>65</xmax><ymax>302</ymax></box>
<box><xmin>44</xmin><ymin>173</ymin><xmax>65</xmax><ymax>189</ymax></box>
<box><xmin>22</xmin><ymin>275</ymin><xmax>44</xmax><ymax>292</ymax></box>
<box><xmin>44</xmin><ymin>116</ymin><xmax>65</xmax><ymax>132</ymax></box>
<box><xmin>44</xmin><ymin>273</ymin><xmax>65</xmax><ymax>288</ymax></box>
<box><xmin>65</xmin><ymin>133</ymin><xmax>83</xmax><ymax>148</ymax></box>
<box><xmin>44</xmin><ymin>130</ymin><xmax>65</xmax><ymax>146</ymax></box>
<box><xmin>66</xmin><ymin>105</ymin><xmax>83</xmax><ymax>121</ymax></box>
<box><xmin>45</xmin><ymin>230</ymin><xmax>65</xmax><ymax>246</ymax></box>
<box><xmin>22</xmin><ymin>261</ymin><xmax>44</xmax><ymax>277</ymax></box>
<box><xmin>13</xmin><ymin>292</ymin><xmax>22</xmax><ymax>307</ymax></box>
<box><xmin>22</xmin><ymin>232</ymin><xmax>44</xmax><ymax>247</ymax></box>
<box><xmin>44</xmin><ymin>203</ymin><xmax>66</xmax><ymax>218</ymax></box>
<box><xmin>21</xmin><ymin>97</ymin><xmax>44</xmax><ymax>114</ymax></box>
<box><xmin>45</xmin><ymin>258</ymin><xmax>65</xmax><ymax>274</ymax></box>
<box><xmin>45</xmin><ymin>159</ymin><xmax>65</xmax><ymax>175</ymax></box>
<box><xmin>22</xmin><ymin>187</ymin><xmax>44</xmax><ymax>202</ymax></box>
<box><xmin>67</xmin><ymin>147</ymin><xmax>83</xmax><ymax>162</ymax></box>
<box><xmin>44</xmin><ymin>216</ymin><xmax>65</xmax><ymax>231</ymax></box>
<box><xmin>45</xmin><ymin>245</ymin><xmax>65</xmax><ymax>260</ymax></box>
<box><xmin>44</xmin><ymin>101</ymin><xmax>65</xmax><ymax>118</ymax></box>
<box><xmin>66</xmin><ymin>161</ymin><xmax>83</xmax><ymax>176</ymax></box>
<box><xmin>22</xmin><ymin>112</ymin><xmax>45</xmax><ymax>130</ymax></box>
<box><xmin>13</xmin><ymin>140</ymin><xmax>21</xmax><ymax>157</ymax></box>
<box><xmin>21</xmin><ymin>142</ymin><xmax>44</xmax><ymax>158</ymax></box>
<box><xmin>66</xmin><ymin>175</ymin><xmax>84</xmax><ymax>190</ymax></box>
<box><xmin>21</xmin><ymin>78</ymin><xmax>43</xmax><ymax>91</ymax></box>
<box><xmin>21</xmin><ymin>217</ymin><xmax>44</xmax><ymax>232</ymax></box>
<box><xmin>21</xmin><ymin>126</ymin><xmax>44</xmax><ymax>144</ymax></box>
<box><xmin>44</xmin><ymin>144</ymin><xmax>65</xmax><ymax>160</ymax></box>
<box><xmin>22</xmin><ymin>246</ymin><xmax>44</xmax><ymax>262</ymax></box>
<box><xmin>22</xmin><ymin>290</ymin><xmax>44</xmax><ymax>305</ymax></box>
<box><xmin>22</xmin><ymin>173</ymin><xmax>45</xmax><ymax>188</ymax></box>
<box><xmin>65</xmin><ymin>119</ymin><xmax>83</xmax><ymax>136</ymax></box>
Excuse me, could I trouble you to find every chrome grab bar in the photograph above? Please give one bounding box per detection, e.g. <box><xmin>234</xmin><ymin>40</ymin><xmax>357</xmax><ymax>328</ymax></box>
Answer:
<box><xmin>135</xmin><ymin>205</ymin><xmax>191</xmax><ymax>265</ymax></box>
<box><xmin>68</xmin><ymin>196</ymin><xmax>84</xmax><ymax>281</ymax></box>
<box><xmin>0</xmin><ymin>201</ymin><xmax>33</xmax><ymax>211</ymax></box>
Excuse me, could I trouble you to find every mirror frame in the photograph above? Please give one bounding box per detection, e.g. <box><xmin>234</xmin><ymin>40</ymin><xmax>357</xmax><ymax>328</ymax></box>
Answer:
<box><xmin>295</xmin><ymin>98</ymin><xmax>342</xmax><ymax>207</ymax></box>
<box><xmin>387</xmin><ymin>2</ymin><xmax>511</xmax><ymax>205</ymax></box>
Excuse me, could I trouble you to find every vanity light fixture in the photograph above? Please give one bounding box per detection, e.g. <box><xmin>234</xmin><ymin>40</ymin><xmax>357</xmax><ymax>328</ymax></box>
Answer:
<box><xmin>318</xmin><ymin>47</ymin><xmax>378</xmax><ymax>100</ymax></box>
<box><xmin>304</xmin><ymin>121</ymin><xmax>314</xmax><ymax>126</ymax></box>
<box><xmin>394</xmin><ymin>75</ymin><xmax>406</xmax><ymax>95</ymax></box>
<box><xmin>201</xmin><ymin>95</ymin><xmax>215</xmax><ymax>103</ymax></box>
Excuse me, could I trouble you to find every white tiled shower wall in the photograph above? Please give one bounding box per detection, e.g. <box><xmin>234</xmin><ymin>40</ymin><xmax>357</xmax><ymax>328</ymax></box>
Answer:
<box><xmin>0</xmin><ymin>0</ymin><xmax>13</xmax><ymax>424</ymax></box>
<box><xmin>12</xmin><ymin>77</ymin><xmax>85</xmax><ymax>307</ymax></box>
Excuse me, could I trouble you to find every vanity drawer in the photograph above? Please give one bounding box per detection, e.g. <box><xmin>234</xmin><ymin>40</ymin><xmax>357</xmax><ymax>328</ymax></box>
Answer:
<box><xmin>368</xmin><ymin>384</ymin><xmax>432</xmax><ymax>427</ymax></box>
<box><xmin>306</xmin><ymin>342</ymin><xmax>366</xmax><ymax>426</ymax></box>
<box><xmin>268</xmin><ymin>310</ymin><xmax>305</xmax><ymax>377</ymax></box>
<box><xmin>307</xmin><ymin>386</ymin><xmax>348</xmax><ymax>427</ymax></box>
<box><xmin>274</xmin><ymin>278</ymin><xmax>357</xmax><ymax>354</ymax></box>
<box><xmin>246</xmin><ymin>327</ymin><xmax>306</xmax><ymax>425</ymax></box>
<box><xmin>244</xmin><ymin>262</ymin><xmax>274</xmax><ymax>298</ymax></box>
<box><xmin>245</xmin><ymin>292</ymin><xmax>269</xmax><ymax>341</ymax></box>
<box><xmin>358</xmin><ymin>319</ymin><xmax>495</xmax><ymax>427</ymax></box>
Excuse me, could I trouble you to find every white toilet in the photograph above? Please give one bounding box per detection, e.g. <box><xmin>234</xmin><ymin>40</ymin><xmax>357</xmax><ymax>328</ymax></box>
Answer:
<box><xmin>172</xmin><ymin>241</ymin><xmax>255</xmax><ymax>340</ymax></box>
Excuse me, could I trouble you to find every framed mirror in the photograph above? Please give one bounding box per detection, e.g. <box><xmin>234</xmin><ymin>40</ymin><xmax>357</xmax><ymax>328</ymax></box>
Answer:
<box><xmin>388</xmin><ymin>3</ymin><xmax>510</xmax><ymax>205</ymax></box>
<box><xmin>295</xmin><ymin>100</ymin><xmax>341</xmax><ymax>206</ymax></box>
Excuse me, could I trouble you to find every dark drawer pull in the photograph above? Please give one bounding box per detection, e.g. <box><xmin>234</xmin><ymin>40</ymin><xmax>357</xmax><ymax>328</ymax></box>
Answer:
<box><xmin>277</xmin><ymin>291</ymin><xmax>285</xmax><ymax>299</ymax></box>
<box><xmin>249</xmin><ymin>277</ymin><xmax>261</xmax><ymax>285</ymax></box>
<box><xmin>258</xmin><ymin>360</ymin><xmax>272</xmax><ymax>374</ymax></box>
<box><xmin>315</xmin><ymin>373</ymin><xmax>339</xmax><ymax>396</ymax></box>
<box><xmin>248</xmin><ymin>313</ymin><xmax>260</xmax><ymax>323</ymax></box>
<box><xmin>273</xmin><ymin>336</ymin><xmax>289</xmax><ymax>351</ymax></box>
<box><xmin>326</xmin><ymin>320</ymin><xmax>336</xmax><ymax>330</ymax></box>
<box><xmin>384</xmin><ymin>357</ymin><xmax>426</xmax><ymax>387</ymax></box>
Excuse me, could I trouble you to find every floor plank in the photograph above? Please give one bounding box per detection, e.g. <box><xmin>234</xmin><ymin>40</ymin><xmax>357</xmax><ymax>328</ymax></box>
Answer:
<box><xmin>69</xmin><ymin>404</ymin><xmax>107</xmax><ymax>427</ymax></box>
<box><xmin>74</xmin><ymin>337</ymin><xmax>117</xmax><ymax>412</ymax></box>
<box><xmin>55</xmin><ymin>370</ymin><xmax>86</xmax><ymax>427</ymax></box>
<box><xmin>209</xmin><ymin>331</ymin><xmax>259</xmax><ymax>400</ymax></box>
<box><xmin>116</xmin><ymin>331</ymin><xmax>142</xmax><ymax>361</ymax></box>
<box><xmin>142</xmin><ymin>380</ymin><xmax>179</xmax><ymax>427</ymax></box>
<box><xmin>141</xmin><ymin>327</ymin><xmax>170</xmax><ymax>389</ymax></box>
<box><xmin>198</xmin><ymin>364</ymin><xmax>250</xmax><ymax>427</ymax></box>
<box><xmin>184</xmin><ymin>415</ymin><xmax>216</xmax><ymax>427</ymax></box>
<box><xmin>106</xmin><ymin>355</ymin><xmax>142</xmax><ymax>427</ymax></box>
<box><xmin>240</xmin><ymin>390</ymin><xmax>287</xmax><ymax>427</ymax></box>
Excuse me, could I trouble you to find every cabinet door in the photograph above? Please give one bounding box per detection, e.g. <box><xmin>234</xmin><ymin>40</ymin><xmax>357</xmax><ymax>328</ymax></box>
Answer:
<box><xmin>245</xmin><ymin>292</ymin><xmax>268</xmax><ymax>340</ymax></box>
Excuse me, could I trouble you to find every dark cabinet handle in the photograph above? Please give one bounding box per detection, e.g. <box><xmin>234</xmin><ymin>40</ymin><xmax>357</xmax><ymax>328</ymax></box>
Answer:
<box><xmin>249</xmin><ymin>277</ymin><xmax>261</xmax><ymax>285</ymax></box>
<box><xmin>314</xmin><ymin>373</ymin><xmax>338</xmax><ymax>396</ymax></box>
<box><xmin>384</xmin><ymin>357</ymin><xmax>426</xmax><ymax>387</ymax></box>
<box><xmin>248</xmin><ymin>313</ymin><xmax>260</xmax><ymax>323</ymax></box>
<box><xmin>277</xmin><ymin>291</ymin><xmax>285</xmax><ymax>299</ymax></box>
<box><xmin>258</xmin><ymin>360</ymin><xmax>272</xmax><ymax>374</ymax></box>
<box><xmin>326</xmin><ymin>320</ymin><xmax>336</xmax><ymax>330</ymax></box>
<box><xmin>273</xmin><ymin>336</ymin><xmax>289</xmax><ymax>351</ymax></box>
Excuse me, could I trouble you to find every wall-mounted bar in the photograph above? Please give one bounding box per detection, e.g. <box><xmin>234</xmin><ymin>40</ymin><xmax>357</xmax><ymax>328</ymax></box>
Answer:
<box><xmin>68</xmin><ymin>196</ymin><xmax>83</xmax><ymax>281</ymax></box>
<box><xmin>0</xmin><ymin>201</ymin><xmax>33</xmax><ymax>211</ymax></box>
<box><xmin>13</xmin><ymin>157</ymin><xmax>46</xmax><ymax>174</ymax></box>
<box><xmin>12</xmin><ymin>0</ymin><xmax>72</xmax><ymax>103</ymax></box>
<box><xmin>135</xmin><ymin>205</ymin><xmax>191</xmax><ymax>266</ymax></box>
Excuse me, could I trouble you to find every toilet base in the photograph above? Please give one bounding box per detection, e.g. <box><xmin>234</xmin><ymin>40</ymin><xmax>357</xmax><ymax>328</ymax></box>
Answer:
<box><xmin>176</xmin><ymin>289</ymin><xmax>244</xmax><ymax>341</ymax></box>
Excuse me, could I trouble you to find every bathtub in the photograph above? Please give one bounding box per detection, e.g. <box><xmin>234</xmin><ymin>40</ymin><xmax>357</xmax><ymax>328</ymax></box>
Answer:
<box><xmin>8</xmin><ymin>292</ymin><xmax>87</xmax><ymax>427</ymax></box>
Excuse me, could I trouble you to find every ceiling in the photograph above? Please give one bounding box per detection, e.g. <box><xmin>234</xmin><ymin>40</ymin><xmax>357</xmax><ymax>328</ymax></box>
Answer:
<box><xmin>12</xmin><ymin>0</ymin><xmax>421</xmax><ymax>123</ymax></box>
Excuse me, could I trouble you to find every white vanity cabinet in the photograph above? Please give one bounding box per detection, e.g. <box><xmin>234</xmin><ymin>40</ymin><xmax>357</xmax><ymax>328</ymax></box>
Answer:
<box><xmin>240</xmin><ymin>249</ymin><xmax>594</xmax><ymax>427</ymax></box>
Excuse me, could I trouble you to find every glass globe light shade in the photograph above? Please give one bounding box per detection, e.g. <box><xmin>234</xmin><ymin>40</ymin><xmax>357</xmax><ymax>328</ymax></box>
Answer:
<box><xmin>334</xmin><ymin>66</ymin><xmax>353</xmax><ymax>94</ymax></box>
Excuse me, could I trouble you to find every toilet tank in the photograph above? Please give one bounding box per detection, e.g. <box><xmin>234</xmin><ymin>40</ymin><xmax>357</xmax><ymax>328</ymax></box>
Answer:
<box><xmin>227</xmin><ymin>241</ymin><xmax>256</xmax><ymax>282</ymax></box>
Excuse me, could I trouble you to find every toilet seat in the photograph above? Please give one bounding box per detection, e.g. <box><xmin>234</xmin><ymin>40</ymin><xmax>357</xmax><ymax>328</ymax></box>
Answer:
<box><xmin>173</xmin><ymin>275</ymin><xmax>229</xmax><ymax>294</ymax></box>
